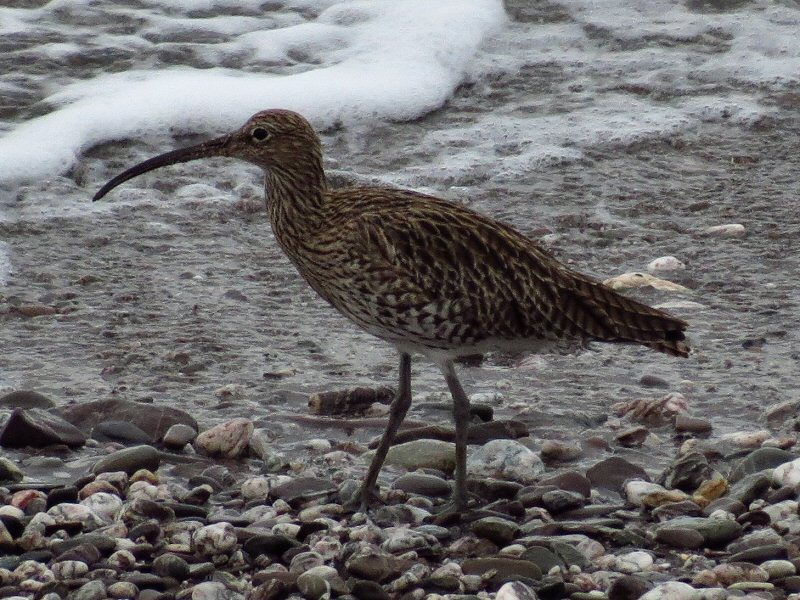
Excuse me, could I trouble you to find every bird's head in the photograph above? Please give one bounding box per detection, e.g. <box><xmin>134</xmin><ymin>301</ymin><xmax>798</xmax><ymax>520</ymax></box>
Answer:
<box><xmin>93</xmin><ymin>109</ymin><xmax>323</xmax><ymax>201</ymax></box>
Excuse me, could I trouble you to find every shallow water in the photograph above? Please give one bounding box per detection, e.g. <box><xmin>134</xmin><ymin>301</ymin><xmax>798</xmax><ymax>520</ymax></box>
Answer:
<box><xmin>1</xmin><ymin>0</ymin><xmax>799</xmax><ymax>477</ymax></box>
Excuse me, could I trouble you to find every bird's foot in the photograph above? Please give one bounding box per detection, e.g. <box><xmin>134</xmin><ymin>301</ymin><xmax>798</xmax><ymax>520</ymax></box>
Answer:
<box><xmin>426</xmin><ymin>492</ymin><xmax>481</xmax><ymax>525</ymax></box>
<box><xmin>343</xmin><ymin>484</ymin><xmax>385</xmax><ymax>514</ymax></box>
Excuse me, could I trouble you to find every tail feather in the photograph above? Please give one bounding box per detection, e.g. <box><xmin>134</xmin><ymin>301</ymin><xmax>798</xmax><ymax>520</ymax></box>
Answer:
<box><xmin>560</xmin><ymin>273</ymin><xmax>690</xmax><ymax>357</ymax></box>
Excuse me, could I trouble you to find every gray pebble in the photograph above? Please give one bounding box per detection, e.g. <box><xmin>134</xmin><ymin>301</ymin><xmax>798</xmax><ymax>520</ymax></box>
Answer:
<box><xmin>391</xmin><ymin>472</ymin><xmax>451</xmax><ymax>497</ymax></box>
<box><xmin>162</xmin><ymin>423</ymin><xmax>197</xmax><ymax>449</ymax></box>
<box><xmin>470</xmin><ymin>516</ymin><xmax>520</xmax><ymax>545</ymax></box>
<box><xmin>92</xmin><ymin>444</ymin><xmax>160</xmax><ymax>475</ymax></box>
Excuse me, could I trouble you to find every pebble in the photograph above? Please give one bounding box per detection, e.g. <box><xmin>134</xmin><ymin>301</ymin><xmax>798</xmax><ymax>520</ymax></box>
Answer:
<box><xmin>0</xmin><ymin>458</ymin><xmax>24</xmax><ymax>483</ymax></box>
<box><xmin>92</xmin><ymin>420</ymin><xmax>152</xmax><ymax>444</ymax></box>
<box><xmin>0</xmin><ymin>390</ymin><xmax>56</xmax><ymax>409</ymax></box>
<box><xmin>461</xmin><ymin>557</ymin><xmax>542</xmax><ymax>582</ymax></box>
<box><xmin>647</xmin><ymin>256</ymin><xmax>685</xmax><ymax>272</ymax></box>
<box><xmin>366</xmin><ymin>439</ymin><xmax>455</xmax><ymax>472</ymax></box>
<box><xmin>640</xmin><ymin>581</ymin><xmax>699</xmax><ymax>600</ymax></box>
<box><xmin>162</xmin><ymin>423</ymin><xmax>197</xmax><ymax>449</ymax></box>
<box><xmin>704</xmin><ymin>223</ymin><xmax>745</xmax><ymax>237</ymax></box>
<box><xmin>194</xmin><ymin>418</ymin><xmax>253</xmax><ymax>458</ymax></box>
<box><xmin>674</xmin><ymin>414</ymin><xmax>712</xmax><ymax>434</ymax></box>
<box><xmin>608</xmin><ymin>575</ymin><xmax>652</xmax><ymax>600</ymax></box>
<box><xmin>496</xmin><ymin>581</ymin><xmax>538</xmax><ymax>600</ymax></box>
<box><xmin>193</xmin><ymin>522</ymin><xmax>237</xmax><ymax>557</ymax></box>
<box><xmin>773</xmin><ymin>457</ymin><xmax>800</xmax><ymax>487</ymax></box>
<box><xmin>467</xmin><ymin>439</ymin><xmax>544</xmax><ymax>484</ymax></box>
<box><xmin>0</xmin><ymin>408</ymin><xmax>87</xmax><ymax>448</ymax></box>
<box><xmin>92</xmin><ymin>445</ymin><xmax>160</xmax><ymax>475</ymax></box>
<box><xmin>471</xmin><ymin>516</ymin><xmax>520</xmax><ymax>545</ymax></box>
<box><xmin>391</xmin><ymin>472</ymin><xmax>451</xmax><ymax>497</ymax></box>
<box><xmin>615</xmin><ymin>426</ymin><xmax>649</xmax><ymax>448</ymax></box>
<box><xmin>586</xmin><ymin>457</ymin><xmax>649</xmax><ymax>492</ymax></box>
<box><xmin>540</xmin><ymin>439</ymin><xmax>583</xmax><ymax>461</ymax></box>
<box><xmin>603</xmin><ymin>272</ymin><xmax>690</xmax><ymax>292</ymax></box>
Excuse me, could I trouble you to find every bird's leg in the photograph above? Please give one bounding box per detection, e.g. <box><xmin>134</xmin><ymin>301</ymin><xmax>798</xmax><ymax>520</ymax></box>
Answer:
<box><xmin>442</xmin><ymin>360</ymin><xmax>471</xmax><ymax>512</ymax></box>
<box><xmin>356</xmin><ymin>352</ymin><xmax>412</xmax><ymax>511</ymax></box>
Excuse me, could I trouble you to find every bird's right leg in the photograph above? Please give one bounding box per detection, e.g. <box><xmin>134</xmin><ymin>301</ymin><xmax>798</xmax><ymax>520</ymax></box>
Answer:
<box><xmin>356</xmin><ymin>352</ymin><xmax>412</xmax><ymax>511</ymax></box>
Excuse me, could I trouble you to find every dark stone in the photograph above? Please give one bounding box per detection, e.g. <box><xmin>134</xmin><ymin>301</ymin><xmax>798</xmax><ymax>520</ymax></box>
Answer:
<box><xmin>50</xmin><ymin>533</ymin><xmax>117</xmax><ymax>556</ymax></box>
<box><xmin>521</xmin><ymin>546</ymin><xmax>564</xmax><ymax>572</ymax></box>
<box><xmin>539</xmin><ymin>471</ymin><xmax>591</xmax><ymax>498</ymax></box>
<box><xmin>541</xmin><ymin>490</ymin><xmax>585</xmax><ymax>513</ymax></box>
<box><xmin>351</xmin><ymin>580</ymin><xmax>389</xmax><ymax>600</ymax></box>
<box><xmin>54</xmin><ymin>542</ymin><xmax>101</xmax><ymax>566</ymax></box>
<box><xmin>674</xmin><ymin>414</ymin><xmax>712</xmax><ymax>434</ymax></box>
<box><xmin>615</xmin><ymin>426</ymin><xmax>649</xmax><ymax>448</ymax></box>
<box><xmin>92</xmin><ymin>445</ymin><xmax>160</xmax><ymax>475</ymax></box>
<box><xmin>703</xmin><ymin>497</ymin><xmax>745</xmax><ymax>516</ymax></box>
<box><xmin>608</xmin><ymin>575</ymin><xmax>652</xmax><ymax>600</ymax></box>
<box><xmin>0</xmin><ymin>390</ymin><xmax>55</xmax><ymax>409</ymax></box>
<box><xmin>162</xmin><ymin>424</ymin><xmax>197</xmax><ymax>450</ymax></box>
<box><xmin>467</xmin><ymin>477</ymin><xmax>523</xmax><ymax>501</ymax></box>
<box><xmin>152</xmin><ymin>553</ymin><xmax>190</xmax><ymax>581</ymax></box>
<box><xmin>391</xmin><ymin>473</ymin><xmax>451</xmax><ymax>497</ymax></box>
<box><xmin>0</xmin><ymin>514</ymin><xmax>23</xmax><ymax>539</ymax></box>
<box><xmin>470</xmin><ymin>516</ymin><xmax>520</xmax><ymax>545</ymax></box>
<box><xmin>656</xmin><ymin>517</ymin><xmax>742</xmax><ymax>547</ymax></box>
<box><xmin>297</xmin><ymin>521</ymin><xmax>329</xmax><ymax>542</ymax></box>
<box><xmin>164</xmin><ymin>502</ymin><xmax>208</xmax><ymax>519</ymax></box>
<box><xmin>128</xmin><ymin>520</ymin><xmax>162</xmax><ymax>543</ymax></box>
<box><xmin>654</xmin><ymin>526</ymin><xmax>705</xmax><ymax>549</ymax></box>
<box><xmin>651</xmin><ymin>500</ymin><xmax>703</xmax><ymax>521</ymax></box>
<box><xmin>659</xmin><ymin>451</ymin><xmax>712</xmax><ymax>492</ymax></box>
<box><xmin>586</xmin><ymin>457</ymin><xmax>649</xmax><ymax>492</ymax></box>
<box><xmin>270</xmin><ymin>477</ymin><xmax>337</xmax><ymax>505</ymax></box>
<box><xmin>729</xmin><ymin>447</ymin><xmax>796</xmax><ymax>483</ymax></box>
<box><xmin>727</xmin><ymin>472</ymin><xmax>771</xmax><ymax>505</ymax></box>
<box><xmin>243</xmin><ymin>534</ymin><xmax>300</xmax><ymax>558</ymax></box>
<box><xmin>47</xmin><ymin>486</ymin><xmax>79</xmax><ymax>508</ymax></box>
<box><xmin>0</xmin><ymin>408</ymin><xmax>86</xmax><ymax>448</ymax></box>
<box><xmin>91</xmin><ymin>420</ymin><xmax>152</xmax><ymax>444</ymax></box>
<box><xmin>461</xmin><ymin>557</ymin><xmax>542</xmax><ymax>582</ymax></box>
<box><xmin>56</xmin><ymin>399</ymin><xmax>197</xmax><ymax>442</ymax></box>
<box><xmin>639</xmin><ymin>374</ymin><xmax>670</xmax><ymax>389</ymax></box>
<box><xmin>727</xmin><ymin>544</ymin><xmax>789</xmax><ymax>563</ymax></box>
<box><xmin>250</xmin><ymin>579</ymin><xmax>291</xmax><ymax>600</ymax></box>
<box><xmin>123</xmin><ymin>573</ymin><xmax>171</xmax><ymax>591</ymax></box>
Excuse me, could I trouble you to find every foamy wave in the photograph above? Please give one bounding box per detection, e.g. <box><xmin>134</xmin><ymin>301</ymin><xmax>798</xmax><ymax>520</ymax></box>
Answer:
<box><xmin>0</xmin><ymin>0</ymin><xmax>506</xmax><ymax>184</ymax></box>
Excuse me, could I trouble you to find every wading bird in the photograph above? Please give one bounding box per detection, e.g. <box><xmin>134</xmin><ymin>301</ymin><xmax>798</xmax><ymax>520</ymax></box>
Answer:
<box><xmin>95</xmin><ymin>109</ymin><xmax>689</xmax><ymax>515</ymax></box>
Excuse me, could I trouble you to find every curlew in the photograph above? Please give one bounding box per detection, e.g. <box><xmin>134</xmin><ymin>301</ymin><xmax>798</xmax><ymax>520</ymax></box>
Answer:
<box><xmin>94</xmin><ymin>109</ymin><xmax>689</xmax><ymax>514</ymax></box>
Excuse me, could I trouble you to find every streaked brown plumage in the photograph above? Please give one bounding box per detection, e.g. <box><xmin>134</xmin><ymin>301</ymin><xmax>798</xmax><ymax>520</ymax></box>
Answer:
<box><xmin>95</xmin><ymin>109</ymin><xmax>689</xmax><ymax>514</ymax></box>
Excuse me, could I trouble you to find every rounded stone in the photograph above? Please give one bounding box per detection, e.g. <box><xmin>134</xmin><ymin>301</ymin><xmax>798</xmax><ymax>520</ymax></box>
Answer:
<box><xmin>92</xmin><ymin>445</ymin><xmax>160</xmax><ymax>476</ymax></box>
<box><xmin>152</xmin><ymin>553</ymin><xmax>190</xmax><ymax>580</ymax></box>
<box><xmin>162</xmin><ymin>423</ymin><xmax>197</xmax><ymax>449</ymax></box>
<box><xmin>194</xmin><ymin>418</ymin><xmax>253</xmax><ymax>458</ymax></box>
<box><xmin>391</xmin><ymin>472</ymin><xmax>451</xmax><ymax>497</ymax></box>
<box><xmin>608</xmin><ymin>575</ymin><xmax>652</xmax><ymax>600</ymax></box>
<box><xmin>654</xmin><ymin>526</ymin><xmax>705</xmax><ymax>549</ymax></box>
<box><xmin>470</xmin><ymin>516</ymin><xmax>520</xmax><ymax>545</ymax></box>
<box><xmin>467</xmin><ymin>439</ymin><xmax>544</xmax><ymax>485</ymax></box>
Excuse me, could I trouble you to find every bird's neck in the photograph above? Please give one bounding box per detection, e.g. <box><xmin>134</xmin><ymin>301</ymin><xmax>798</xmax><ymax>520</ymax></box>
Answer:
<box><xmin>265</xmin><ymin>160</ymin><xmax>328</xmax><ymax>243</ymax></box>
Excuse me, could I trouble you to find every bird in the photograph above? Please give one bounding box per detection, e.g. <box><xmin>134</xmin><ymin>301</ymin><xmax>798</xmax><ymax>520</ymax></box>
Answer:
<box><xmin>94</xmin><ymin>109</ymin><xmax>689</xmax><ymax>515</ymax></box>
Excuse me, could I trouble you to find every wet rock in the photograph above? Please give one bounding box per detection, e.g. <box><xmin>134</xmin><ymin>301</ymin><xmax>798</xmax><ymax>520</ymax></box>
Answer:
<box><xmin>193</xmin><ymin>522</ymin><xmax>237</xmax><ymax>558</ymax></box>
<box><xmin>727</xmin><ymin>544</ymin><xmax>788</xmax><ymax>563</ymax></box>
<box><xmin>391</xmin><ymin>472</ymin><xmax>451</xmax><ymax>497</ymax></box>
<box><xmin>471</xmin><ymin>516</ymin><xmax>520</xmax><ymax>545</ymax></box>
<box><xmin>370</xmin><ymin>439</ymin><xmax>455</xmax><ymax>472</ymax></box>
<box><xmin>764</xmin><ymin>399</ymin><xmax>800</xmax><ymax>429</ymax></box>
<box><xmin>345</xmin><ymin>547</ymin><xmax>395</xmax><ymax>582</ymax></box>
<box><xmin>704</xmin><ymin>223</ymin><xmax>745</xmax><ymax>237</ymax></box>
<box><xmin>540</xmin><ymin>439</ymin><xmax>582</xmax><ymax>461</ymax></box>
<box><xmin>0</xmin><ymin>408</ymin><xmax>86</xmax><ymax>448</ymax></box>
<box><xmin>92</xmin><ymin>445</ymin><xmax>160</xmax><ymax>475</ymax></box>
<box><xmin>243</xmin><ymin>534</ymin><xmax>300</xmax><ymax>558</ymax></box>
<box><xmin>654</xmin><ymin>526</ymin><xmax>705</xmax><ymax>549</ymax></box>
<box><xmin>461</xmin><ymin>557</ymin><xmax>541</xmax><ymax>583</ymax></box>
<box><xmin>0</xmin><ymin>390</ymin><xmax>55</xmax><ymax>409</ymax></box>
<box><xmin>467</xmin><ymin>439</ymin><xmax>544</xmax><ymax>485</ymax></box>
<box><xmin>92</xmin><ymin>420</ymin><xmax>152</xmax><ymax>444</ymax></box>
<box><xmin>541</xmin><ymin>489</ymin><xmax>585</xmax><ymax>513</ymax></box>
<box><xmin>625</xmin><ymin>480</ymin><xmax>688</xmax><ymax>508</ymax></box>
<box><xmin>468</xmin><ymin>477</ymin><xmax>523</xmax><ymax>501</ymax></box>
<box><xmin>271</xmin><ymin>477</ymin><xmax>337</xmax><ymax>505</ymax></box>
<box><xmin>615</xmin><ymin>426</ymin><xmax>649</xmax><ymax>448</ymax></box>
<box><xmin>152</xmin><ymin>553</ymin><xmax>189</xmax><ymax>580</ymax></box>
<box><xmin>108</xmin><ymin>582</ymin><xmax>139</xmax><ymax>599</ymax></box>
<box><xmin>297</xmin><ymin>565</ymin><xmax>347</xmax><ymax>599</ymax></box>
<box><xmin>659</xmin><ymin>451</ymin><xmax>713</xmax><ymax>492</ymax></box>
<box><xmin>674</xmin><ymin>414</ymin><xmax>711</xmax><ymax>434</ymax></box>
<box><xmin>728</xmin><ymin>472</ymin><xmax>771</xmax><ymax>505</ymax></box>
<box><xmin>586</xmin><ymin>456</ymin><xmax>649</xmax><ymax>492</ymax></box>
<box><xmin>71</xmin><ymin>580</ymin><xmax>106</xmax><ymax>600</ymax></box>
<box><xmin>761</xmin><ymin>559</ymin><xmax>795</xmax><ymax>579</ymax></box>
<box><xmin>539</xmin><ymin>471</ymin><xmax>591</xmax><ymax>498</ymax></box>
<box><xmin>0</xmin><ymin>457</ymin><xmax>23</xmax><ymax>483</ymax></box>
<box><xmin>613</xmin><ymin>393</ymin><xmax>689</xmax><ymax>426</ymax></box>
<box><xmin>520</xmin><ymin>546</ymin><xmax>563</xmax><ymax>573</ymax></box>
<box><xmin>195</xmin><ymin>418</ymin><xmax>253</xmax><ymax>458</ymax></box>
<box><xmin>56</xmin><ymin>399</ymin><xmax>197</xmax><ymax>442</ymax></box>
<box><xmin>656</xmin><ymin>516</ymin><xmax>742</xmax><ymax>547</ymax></box>
<box><xmin>603</xmin><ymin>272</ymin><xmax>690</xmax><ymax>292</ymax></box>
<box><xmin>162</xmin><ymin>423</ymin><xmax>197</xmax><ymax>450</ymax></box>
<box><xmin>651</xmin><ymin>500</ymin><xmax>703</xmax><ymax>521</ymax></box>
<box><xmin>773</xmin><ymin>456</ymin><xmax>800</xmax><ymax>487</ymax></box>
<box><xmin>730</xmin><ymin>447</ymin><xmax>795</xmax><ymax>482</ymax></box>
<box><xmin>608</xmin><ymin>575</ymin><xmax>652</xmax><ymax>600</ymax></box>
<box><xmin>639</xmin><ymin>374</ymin><xmax>670</xmax><ymax>389</ymax></box>
<box><xmin>496</xmin><ymin>581</ymin><xmax>538</xmax><ymax>600</ymax></box>
<box><xmin>51</xmin><ymin>559</ymin><xmax>89</xmax><ymax>579</ymax></box>
<box><xmin>640</xmin><ymin>581</ymin><xmax>698</xmax><ymax>600</ymax></box>
<box><xmin>350</xmin><ymin>579</ymin><xmax>389</xmax><ymax>600</ymax></box>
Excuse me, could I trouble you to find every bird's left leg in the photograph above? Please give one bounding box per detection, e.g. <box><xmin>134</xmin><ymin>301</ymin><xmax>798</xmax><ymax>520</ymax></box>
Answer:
<box><xmin>441</xmin><ymin>359</ymin><xmax>471</xmax><ymax>512</ymax></box>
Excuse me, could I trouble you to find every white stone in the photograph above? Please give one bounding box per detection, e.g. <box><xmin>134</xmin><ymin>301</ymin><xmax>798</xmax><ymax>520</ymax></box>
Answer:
<box><xmin>705</xmin><ymin>223</ymin><xmax>745</xmax><ymax>237</ymax></box>
<box><xmin>0</xmin><ymin>505</ymin><xmax>24</xmax><ymax>519</ymax></box>
<box><xmin>773</xmin><ymin>457</ymin><xmax>800</xmax><ymax>487</ymax></box>
<box><xmin>624</xmin><ymin>480</ymin><xmax>667</xmax><ymax>506</ymax></box>
<box><xmin>80</xmin><ymin>492</ymin><xmax>123</xmax><ymax>524</ymax></box>
<box><xmin>496</xmin><ymin>581</ymin><xmax>537</xmax><ymax>600</ymax></box>
<box><xmin>194</xmin><ymin>418</ymin><xmax>253</xmax><ymax>458</ymax></box>
<box><xmin>648</xmin><ymin>256</ymin><xmax>685</xmax><ymax>273</ymax></box>
<box><xmin>467</xmin><ymin>439</ymin><xmax>544</xmax><ymax>485</ymax></box>
<box><xmin>603</xmin><ymin>272</ymin><xmax>690</xmax><ymax>292</ymax></box>
<box><xmin>640</xmin><ymin>581</ymin><xmax>700</xmax><ymax>600</ymax></box>
<box><xmin>720</xmin><ymin>430</ymin><xmax>771</xmax><ymax>448</ymax></box>
<box><xmin>616</xmin><ymin>550</ymin><xmax>654</xmax><ymax>573</ymax></box>
<box><xmin>305</xmin><ymin>438</ymin><xmax>332</xmax><ymax>452</ymax></box>
<box><xmin>762</xmin><ymin>500</ymin><xmax>799</xmax><ymax>523</ymax></box>
<box><xmin>47</xmin><ymin>503</ymin><xmax>105</xmax><ymax>531</ymax></box>
<box><xmin>762</xmin><ymin>559</ymin><xmax>796</xmax><ymax>579</ymax></box>
<box><xmin>192</xmin><ymin>522</ymin><xmax>237</xmax><ymax>557</ymax></box>
<box><xmin>240</xmin><ymin>476</ymin><xmax>271</xmax><ymax>500</ymax></box>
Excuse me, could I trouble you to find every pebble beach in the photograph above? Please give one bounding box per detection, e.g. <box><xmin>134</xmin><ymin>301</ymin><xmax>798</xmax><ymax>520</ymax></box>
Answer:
<box><xmin>2</xmin><ymin>0</ymin><xmax>800</xmax><ymax>599</ymax></box>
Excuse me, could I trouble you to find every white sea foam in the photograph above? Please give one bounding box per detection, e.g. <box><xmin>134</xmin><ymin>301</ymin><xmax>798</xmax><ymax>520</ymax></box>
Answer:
<box><xmin>0</xmin><ymin>0</ymin><xmax>506</xmax><ymax>184</ymax></box>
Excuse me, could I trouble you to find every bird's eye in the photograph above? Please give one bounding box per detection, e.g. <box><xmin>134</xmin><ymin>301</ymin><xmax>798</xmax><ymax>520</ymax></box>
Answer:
<box><xmin>251</xmin><ymin>127</ymin><xmax>270</xmax><ymax>142</ymax></box>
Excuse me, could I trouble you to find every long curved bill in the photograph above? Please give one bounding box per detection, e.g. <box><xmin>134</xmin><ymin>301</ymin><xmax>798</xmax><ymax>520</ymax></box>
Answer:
<box><xmin>93</xmin><ymin>134</ymin><xmax>231</xmax><ymax>201</ymax></box>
